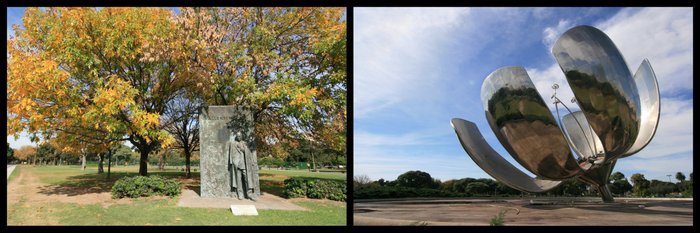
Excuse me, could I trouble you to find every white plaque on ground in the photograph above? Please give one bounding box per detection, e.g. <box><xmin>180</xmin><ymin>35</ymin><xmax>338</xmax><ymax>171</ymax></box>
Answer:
<box><xmin>231</xmin><ymin>205</ymin><xmax>258</xmax><ymax>216</ymax></box>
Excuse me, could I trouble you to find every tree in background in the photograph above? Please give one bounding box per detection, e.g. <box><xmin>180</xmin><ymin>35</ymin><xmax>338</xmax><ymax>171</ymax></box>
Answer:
<box><xmin>7</xmin><ymin>143</ymin><xmax>16</xmax><ymax>164</ymax></box>
<box><xmin>395</xmin><ymin>170</ymin><xmax>439</xmax><ymax>189</ymax></box>
<box><xmin>630</xmin><ymin>173</ymin><xmax>650</xmax><ymax>197</ymax></box>
<box><xmin>13</xmin><ymin>145</ymin><xmax>36</xmax><ymax>164</ymax></box>
<box><xmin>676</xmin><ymin>172</ymin><xmax>686</xmax><ymax>183</ymax></box>
<box><xmin>609</xmin><ymin>172</ymin><xmax>633</xmax><ymax>196</ymax></box>
<box><xmin>162</xmin><ymin>91</ymin><xmax>200</xmax><ymax>178</ymax></box>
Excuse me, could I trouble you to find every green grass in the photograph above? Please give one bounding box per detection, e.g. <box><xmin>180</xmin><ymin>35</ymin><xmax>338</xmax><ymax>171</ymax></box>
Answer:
<box><xmin>7</xmin><ymin>164</ymin><xmax>346</xmax><ymax>225</ymax></box>
<box><xmin>258</xmin><ymin>169</ymin><xmax>346</xmax><ymax>181</ymax></box>
<box><xmin>8</xmin><ymin>198</ymin><xmax>345</xmax><ymax>225</ymax></box>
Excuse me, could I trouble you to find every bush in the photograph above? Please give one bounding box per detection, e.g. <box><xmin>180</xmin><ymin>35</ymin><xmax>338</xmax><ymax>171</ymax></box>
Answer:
<box><xmin>111</xmin><ymin>175</ymin><xmax>181</xmax><ymax>198</ymax></box>
<box><xmin>282</xmin><ymin>178</ymin><xmax>346</xmax><ymax>201</ymax></box>
<box><xmin>354</xmin><ymin>186</ymin><xmax>462</xmax><ymax>199</ymax></box>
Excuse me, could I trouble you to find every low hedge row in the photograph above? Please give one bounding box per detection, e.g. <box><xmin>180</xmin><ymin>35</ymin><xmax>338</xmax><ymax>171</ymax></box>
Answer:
<box><xmin>282</xmin><ymin>178</ymin><xmax>346</xmax><ymax>201</ymax></box>
<box><xmin>111</xmin><ymin>175</ymin><xmax>181</xmax><ymax>198</ymax></box>
<box><xmin>354</xmin><ymin>186</ymin><xmax>462</xmax><ymax>199</ymax></box>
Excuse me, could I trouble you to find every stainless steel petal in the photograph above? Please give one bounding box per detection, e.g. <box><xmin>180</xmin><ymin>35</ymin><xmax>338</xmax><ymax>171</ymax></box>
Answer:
<box><xmin>481</xmin><ymin>66</ymin><xmax>583</xmax><ymax>180</ymax></box>
<box><xmin>562</xmin><ymin>111</ymin><xmax>605</xmax><ymax>168</ymax></box>
<box><xmin>621</xmin><ymin>59</ymin><xmax>660</xmax><ymax>157</ymax></box>
<box><xmin>552</xmin><ymin>25</ymin><xmax>641</xmax><ymax>161</ymax></box>
<box><xmin>451</xmin><ymin>118</ymin><xmax>562</xmax><ymax>192</ymax></box>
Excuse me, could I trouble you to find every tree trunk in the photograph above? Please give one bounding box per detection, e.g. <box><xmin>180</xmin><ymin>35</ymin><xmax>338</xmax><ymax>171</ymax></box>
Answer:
<box><xmin>107</xmin><ymin>149</ymin><xmax>112</xmax><ymax>180</ymax></box>
<box><xmin>97</xmin><ymin>153</ymin><xmax>104</xmax><ymax>174</ymax></box>
<box><xmin>157</xmin><ymin>153</ymin><xmax>164</xmax><ymax>170</ymax></box>
<box><xmin>81</xmin><ymin>155</ymin><xmax>87</xmax><ymax>170</ymax></box>
<box><xmin>59</xmin><ymin>158</ymin><xmax>62</xmax><ymax>166</ymax></box>
<box><xmin>185</xmin><ymin>151</ymin><xmax>191</xmax><ymax>178</ymax></box>
<box><xmin>139</xmin><ymin>150</ymin><xmax>149</xmax><ymax>176</ymax></box>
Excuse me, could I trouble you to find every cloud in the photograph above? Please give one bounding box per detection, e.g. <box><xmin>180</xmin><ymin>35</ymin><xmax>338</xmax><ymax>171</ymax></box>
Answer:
<box><xmin>597</xmin><ymin>7</ymin><xmax>693</xmax><ymax>96</ymax></box>
<box><xmin>542</xmin><ymin>19</ymin><xmax>572</xmax><ymax>49</ymax></box>
<box><xmin>631</xmin><ymin>97</ymin><xmax>693</xmax><ymax>159</ymax></box>
<box><xmin>354</xmin><ymin>8</ymin><xmax>471</xmax><ymax>118</ymax></box>
<box><xmin>354</xmin><ymin>130</ymin><xmax>451</xmax><ymax>147</ymax></box>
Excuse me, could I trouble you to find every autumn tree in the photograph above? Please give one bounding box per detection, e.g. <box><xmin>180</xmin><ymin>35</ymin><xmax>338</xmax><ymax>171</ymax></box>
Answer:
<box><xmin>7</xmin><ymin>8</ymin><xmax>192</xmax><ymax>175</ymax></box>
<box><xmin>174</xmin><ymin>7</ymin><xmax>346</xmax><ymax>161</ymax></box>
<box><xmin>13</xmin><ymin>145</ymin><xmax>36</xmax><ymax>164</ymax></box>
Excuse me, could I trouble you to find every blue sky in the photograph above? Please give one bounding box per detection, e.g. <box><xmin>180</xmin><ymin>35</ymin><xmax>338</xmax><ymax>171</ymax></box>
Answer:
<box><xmin>354</xmin><ymin>7</ymin><xmax>693</xmax><ymax>183</ymax></box>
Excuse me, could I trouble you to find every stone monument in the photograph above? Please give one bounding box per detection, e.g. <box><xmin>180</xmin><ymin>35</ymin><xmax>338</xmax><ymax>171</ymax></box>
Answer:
<box><xmin>200</xmin><ymin>105</ymin><xmax>261</xmax><ymax>200</ymax></box>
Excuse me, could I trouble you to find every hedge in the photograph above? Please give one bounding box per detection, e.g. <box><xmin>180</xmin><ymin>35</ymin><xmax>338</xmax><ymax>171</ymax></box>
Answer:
<box><xmin>282</xmin><ymin>177</ymin><xmax>346</xmax><ymax>201</ymax></box>
<box><xmin>111</xmin><ymin>175</ymin><xmax>181</xmax><ymax>198</ymax></box>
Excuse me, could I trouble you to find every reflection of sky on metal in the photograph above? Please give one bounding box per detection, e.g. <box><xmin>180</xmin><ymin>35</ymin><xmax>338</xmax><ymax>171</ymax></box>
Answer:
<box><xmin>622</xmin><ymin>59</ymin><xmax>660</xmax><ymax>157</ymax></box>
<box><xmin>481</xmin><ymin>66</ymin><xmax>582</xmax><ymax>180</ymax></box>
<box><xmin>553</xmin><ymin>25</ymin><xmax>641</xmax><ymax>160</ymax></box>
<box><xmin>451</xmin><ymin>118</ymin><xmax>562</xmax><ymax>192</ymax></box>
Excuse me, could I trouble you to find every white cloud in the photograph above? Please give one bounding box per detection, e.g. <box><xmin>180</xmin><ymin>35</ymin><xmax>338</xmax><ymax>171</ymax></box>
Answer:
<box><xmin>542</xmin><ymin>19</ymin><xmax>572</xmax><ymax>49</ymax></box>
<box><xmin>631</xmin><ymin>97</ymin><xmax>693</xmax><ymax>159</ymax></box>
<box><xmin>354</xmin><ymin>8</ymin><xmax>471</xmax><ymax>118</ymax></box>
<box><xmin>598</xmin><ymin>7</ymin><xmax>693</xmax><ymax>96</ymax></box>
<box><xmin>354</xmin><ymin>130</ymin><xmax>451</xmax><ymax>147</ymax></box>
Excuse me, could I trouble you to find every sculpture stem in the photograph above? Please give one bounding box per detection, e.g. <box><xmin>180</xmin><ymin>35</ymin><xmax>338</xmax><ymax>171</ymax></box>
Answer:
<box><xmin>595</xmin><ymin>183</ymin><xmax>614</xmax><ymax>203</ymax></box>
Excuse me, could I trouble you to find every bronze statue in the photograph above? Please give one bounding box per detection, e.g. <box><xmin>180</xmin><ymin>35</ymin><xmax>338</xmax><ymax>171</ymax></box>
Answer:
<box><xmin>228</xmin><ymin>131</ymin><xmax>258</xmax><ymax>201</ymax></box>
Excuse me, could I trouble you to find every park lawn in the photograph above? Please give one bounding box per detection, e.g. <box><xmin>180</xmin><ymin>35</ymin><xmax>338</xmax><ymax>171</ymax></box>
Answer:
<box><xmin>7</xmin><ymin>165</ymin><xmax>346</xmax><ymax>225</ymax></box>
<box><xmin>8</xmin><ymin>198</ymin><xmax>345</xmax><ymax>225</ymax></box>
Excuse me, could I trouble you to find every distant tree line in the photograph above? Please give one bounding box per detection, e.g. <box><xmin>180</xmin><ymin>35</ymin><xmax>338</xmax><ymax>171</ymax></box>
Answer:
<box><xmin>354</xmin><ymin>170</ymin><xmax>693</xmax><ymax>199</ymax></box>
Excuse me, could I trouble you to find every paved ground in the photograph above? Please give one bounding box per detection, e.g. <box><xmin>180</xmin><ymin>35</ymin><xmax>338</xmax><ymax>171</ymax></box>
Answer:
<box><xmin>7</xmin><ymin>165</ymin><xmax>17</xmax><ymax>179</ymax></box>
<box><xmin>354</xmin><ymin>198</ymin><xmax>693</xmax><ymax>226</ymax></box>
<box><xmin>177</xmin><ymin>189</ymin><xmax>305</xmax><ymax>211</ymax></box>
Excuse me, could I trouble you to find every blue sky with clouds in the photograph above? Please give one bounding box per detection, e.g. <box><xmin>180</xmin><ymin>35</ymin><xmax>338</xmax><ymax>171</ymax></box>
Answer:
<box><xmin>354</xmin><ymin>7</ymin><xmax>693</xmax><ymax>183</ymax></box>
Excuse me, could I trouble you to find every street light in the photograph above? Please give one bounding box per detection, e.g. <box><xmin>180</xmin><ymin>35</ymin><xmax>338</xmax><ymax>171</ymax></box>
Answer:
<box><xmin>667</xmin><ymin>174</ymin><xmax>673</xmax><ymax>183</ymax></box>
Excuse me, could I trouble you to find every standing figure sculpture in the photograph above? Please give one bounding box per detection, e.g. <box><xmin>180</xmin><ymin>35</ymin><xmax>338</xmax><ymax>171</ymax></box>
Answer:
<box><xmin>228</xmin><ymin>131</ymin><xmax>258</xmax><ymax>201</ymax></box>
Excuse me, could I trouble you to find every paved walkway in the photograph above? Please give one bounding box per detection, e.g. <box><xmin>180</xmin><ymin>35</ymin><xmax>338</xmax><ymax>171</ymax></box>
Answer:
<box><xmin>7</xmin><ymin>165</ymin><xmax>17</xmax><ymax>179</ymax></box>
<box><xmin>177</xmin><ymin>189</ymin><xmax>306</xmax><ymax>211</ymax></box>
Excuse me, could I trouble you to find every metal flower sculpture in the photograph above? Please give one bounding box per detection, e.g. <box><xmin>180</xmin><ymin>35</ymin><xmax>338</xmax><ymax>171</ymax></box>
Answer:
<box><xmin>451</xmin><ymin>25</ymin><xmax>660</xmax><ymax>202</ymax></box>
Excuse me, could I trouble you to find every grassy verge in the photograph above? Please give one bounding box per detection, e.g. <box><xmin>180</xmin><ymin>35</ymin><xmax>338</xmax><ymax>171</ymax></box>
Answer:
<box><xmin>7</xmin><ymin>165</ymin><xmax>346</xmax><ymax>225</ymax></box>
<box><xmin>8</xmin><ymin>198</ymin><xmax>344</xmax><ymax>225</ymax></box>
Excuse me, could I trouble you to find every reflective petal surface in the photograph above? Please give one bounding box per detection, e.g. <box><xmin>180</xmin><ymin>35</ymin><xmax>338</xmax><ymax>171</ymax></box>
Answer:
<box><xmin>481</xmin><ymin>66</ymin><xmax>582</xmax><ymax>180</ymax></box>
<box><xmin>562</xmin><ymin>111</ymin><xmax>605</xmax><ymax>167</ymax></box>
<box><xmin>552</xmin><ymin>25</ymin><xmax>641</xmax><ymax>161</ymax></box>
<box><xmin>621</xmin><ymin>59</ymin><xmax>660</xmax><ymax>157</ymax></box>
<box><xmin>451</xmin><ymin>118</ymin><xmax>562</xmax><ymax>192</ymax></box>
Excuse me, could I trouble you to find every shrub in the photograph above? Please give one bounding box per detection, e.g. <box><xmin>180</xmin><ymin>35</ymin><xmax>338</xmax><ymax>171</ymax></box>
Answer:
<box><xmin>111</xmin><ymin>175</ymin><xmax>181</xmax><ymax>198</ymax></box>
<box><xmin>354</xmin><ymin>186</ymin><xmax>462</xmax><ymax>199</ymax></box>
<box><xmin>282</xmin><ymin>178</ymin><xmax>346</xmax><ymax>201</ymax></box>
<box><xmin>490</xmin><ymin>210</ymin><xmax>505</xmax><ymax>226</ymax></box>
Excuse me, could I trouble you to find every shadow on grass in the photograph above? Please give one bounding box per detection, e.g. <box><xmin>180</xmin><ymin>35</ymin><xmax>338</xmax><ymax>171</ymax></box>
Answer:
<box><xmin>36</xmin><ymin>170</ymin><xmax>202</xmax><ymax>197</ymax></box>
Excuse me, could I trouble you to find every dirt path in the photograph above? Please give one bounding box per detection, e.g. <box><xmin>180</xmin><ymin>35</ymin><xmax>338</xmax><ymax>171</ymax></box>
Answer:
<box><xmin>7</xmin><ymin>167</ymin><xmax>131</xmax><ymax>210</ymax></box>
